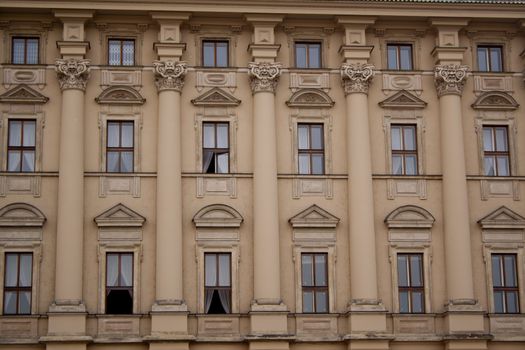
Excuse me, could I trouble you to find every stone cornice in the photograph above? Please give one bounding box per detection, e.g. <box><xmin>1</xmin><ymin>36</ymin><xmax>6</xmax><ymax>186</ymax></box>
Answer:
<box><xmin>248</xmin><ymin>62</ymin><xmax>282</xmax><ymax>94</ymax></box>
<box><xmin>55</xmin><ymin>58</ymin><xmax>90</xmax><ymax>91</ymax></box>
<box><xmin>340</xmin><ymin>63</ymin><xmax>374</xmax><ymax>95</ymax></box>
<box><xmin>434</xmin><ymin>64</ymin><xmax>469</xmax><ymax>97</ymax></box>
<box><xmin>153</xmin><ymin>60</ymin><xmax>187</xmax><ymax>92</ymax></box>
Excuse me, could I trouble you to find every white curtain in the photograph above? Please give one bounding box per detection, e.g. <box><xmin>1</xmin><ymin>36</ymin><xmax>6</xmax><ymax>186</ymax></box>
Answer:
<box><xmin>218</xmin><ymin>289</ymin><xmax>231</xmax><ymax>313</ymax></box>
<box><xmin>106</xmin><ymin>255</ymin><xmax>119</xmax><ymax>286</ymax></box>
<box><xmin>203</xmin><ymin>151</ymin><xmax>214</xmax><ymax>172</ymax></box>
<box><xmin>204</xmin><ymin>289</ymin><xmax>214</xmax><ymax>313</ymax></box>
<box><xmin>19</xmin><ymin>254</ymin><xmax>32</xmax><ymax>287</ymax></box>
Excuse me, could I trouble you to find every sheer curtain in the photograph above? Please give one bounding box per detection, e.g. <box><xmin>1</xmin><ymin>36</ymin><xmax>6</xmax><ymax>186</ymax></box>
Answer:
<box><xmin>218</xmin><ymin>289</ymin><xmax>231</xmax><ymax>313</ymax></box>
<box><xmin>204</xmin><ymin>289</ymin><xmax>214</xmax><ymax>313</ymax></box>
<box><xmin>203</xmin><ymin>151</ymin><xmax>214</xmax><ymax>172</ymax></box>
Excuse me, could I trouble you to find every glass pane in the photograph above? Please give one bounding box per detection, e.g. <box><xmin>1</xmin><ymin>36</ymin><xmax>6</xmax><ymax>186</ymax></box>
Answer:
<box><xmin>12</xmin><ymin>38</ymin><xmax>25</xmax><ymax>64</ymax></box>
<box><xmin>107</xmin><ymin>152</ymin><xmax>120</xmax><ymax>172</ymax></box>
<box><xmin>216</xmin><ymin>42</ymin><xmax>228</xmax><ymax>67</ymax></box>
<box><xmin>496</xmin><ymin>156</ymin><xmax>509</xmax><ymax>176</ymax></box>
<box><xmin>314</xmin><ymin>255</ymin><xmax>327</xmax><ymax>286</ymax></box>
<box><xmin>108</xmin><ymin>40</ymin><xmax>121</xmax><ymax>65</ymax></box>
<box><xmin>120</xmin><ymin>254</ymin><xmax>133</xmax><ymax>287</ymax></box>
<box><xmin>504</xmin><ymin>255</ymin><xmax>517</xmax><ymax>287</ymax></box>
<box><xmin>310</xmin><ymin>126</ymin><xmax>323</xmax><ymax>150</ymax></box>
<box><xmin>311</xmin><ymin>154</ymin><xmax>324</xmax><ymax>175</ymax></box>
<box><xmin>490</xmin><ymin>48</ymin><xmax>502</xmax><ymax>72</ymax></box>
<box><xmin>19</xmin><ymin>291</ymin><xmax>31</xmax><ymax>314</ymax></box>
<box><xmin>205</xmin><ymin>254</ymin><xmax>217</xmax><ymax>287</ymax></box>
<box><xmin>478</xmin><ymin>47</ymin><xmax>488</xmax><ymax>71</ymax></box>
<box><xmin>22</xmin><ymin>121</ymin><xmax>36</xmax><ymax>147</ymax></box>
<box><xmin>483</xmin><ymin>128</ymin><xmax>493</xmax><ymax>151</ymax></box>
<box><xmin>308</xmin><ymin>44</ymin><xmax>320</xmax><ymax>68</ymax></box>
<box><xmin>387</xmin><ymin>45</ymin><xmax>398</xmax><ymax>70</ymax></box>
<box><xmin>315</xmin><ymin>291</ymin><xmax>328</xmax><ymax>313</ymax></box>
<box><xmin>405</xmin><ymin>155</ymin><xmax>417</xmax><ymax>175</ymax></box>
<box><xmin>121</xmin><ymin>123</ymin><xmax>134</xmax><ymax>148</ymax></box>
<box><xmin>495</xmin><ymin>128</ymin><xmax>508</xmax><ymax>151</ymax></box>
<box><xmin>22</xmin><ymin>151</ymin><xmax>35</xmax><ymax>172</ymax></box>
<box><xmin>5</xmin><ymin>254</ymin><xmax>18</xmax><ymax>287</ymax></box>
<box><xmin>302</xmin><ymin>291</ymin><xmax>314</xmax><ymax>313</ymax></box>
<box><xmin>216</xmin><ymin>152</ymin><xmax>229</xmax><ymax>173</ymax></box>
<box><xmin>391</xmin><ymin>126</ymin><xmax>402</xmax><ymax>150</ymax></box>
<box><xmin>107</xmin><ymin>123</ymin><xmax>120</xmax><ymax>147</ymax></box>
<box><xmin>9</xmin><ymin>120</ymin><xmax>22</xmax><ymax>146</ymax></box>
<box><xmin>410</xmin><ymin>255</ymin><xmax>423</xmax><ymax>287</ymax></box>
<box><xmin>484</xmin><ymin>156</ymin><xmax>495</xmax><ymax>176</ymax></box>
<box><xmin>403</xmin><ymin>127</ymin><xmax>416</xmax><ymax>150</ymax></box>
<box><xmin>392</xmin><ymin>155</ymin><xmax>403</xmax><ymax>175</ymax></box>
<box><xmin>7</xmin><ymin>151</ymin><xmax>21</xmax><ymax>172</ymax></box>
<box><xmin>203</xmin><ymin>123</ymin><xmax>215</xmax><ymax>148</ymax></box>
<box><xmin>296</xmin><ymin>44</ymin><xmax>307</xmax><ymax>68</ymax></box>
<box><xmin>203</xmin><ymin>42</ymin><xmax>215</xmax><ymax>67</ymax></box>
<box><xmin>492</xmin><ymin>255</ymin><xmax>502</xmax><ymax>287</ymax></box>
<box><xmin>411</xmin><ymin>291</ymin><xmax>424</xmax><ymax>313</ymax></box>
<box><xmin>494</xmin><ymin>291</ymin><xmax>504</xmax><ymax>313</ymax></box>
<box><xmin>3</xmin><ymin>292</ymin><xmax>17</xmax><ymax>314</ymax></box>
<box><xmin>506</xmin><ymin>292</ymin><xmax>519</xmax><ymax>313</ymax></box>
<box><xmin>122</xmin><ymin>40</ymin><xmax>134</xmax><ymax>66</ymax></box>
<box><xmin>106</xmin><ymin>254</ymin><xmax>119</xmax><ymax>286</ymax></box>
<box><xmin>400</xmin><ymin>46</ymin><xmax>412</xmax><ymax>70</ymax></box>
<box><xmin>298</xmin><ymin>154</ymin><xmax>310</xmax><ymax>175</ymax></box>
<box><xmin>298</xmin><ymin>125</ymin><xmax>309</xmax><ymax>149</ymax></box>
<box><xmin>399</xmin><ymin>291</ymin><xmax>409</xmax><ymax>313</ymax></box>
<box><xmin>19</xmin><ymin>254</ymin><xmax>32</xmax><ymax>287</ymax></box>
<box><xmin>217</xmin><ymin>124</ymin><xmax>229</xmax><ymax>148</ymax></box>
<box><xmin>301</xmin><ymin>255</ymin><xmax>313</xmax><ymax>286</ymax></box>
<box><xmin>120</xmin><ymin>152</ymin><xmax>133</xmax><ymax>173</ymax></box>
<box><xmin>26</xmin><ymin>39</ymin><xmax>39</xmax><ymax>64</ymax></box>
<box><xmin>218</xmin><ymin>254</ymin><xmax>230</xmax><ymax>287</ymax></box>
<box><xmin>397</xmin><ymin>255</ymin><xmax>408</xmax><ymax>287</ymax></box>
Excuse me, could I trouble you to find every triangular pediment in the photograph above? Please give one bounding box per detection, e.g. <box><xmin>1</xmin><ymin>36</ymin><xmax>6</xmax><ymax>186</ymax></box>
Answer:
<box><xmin>471</xmin><ymin>91</ymin><xmax>519</xmax><ymax>111</ymax></box>
<box><xmin>478</xmin><ymin>206</ymin><xmax>525</xmax><ymax>229</ymax></box>
<box><xmin>95</xmin><ymin>86</ymin><xmax>145</xmax><ymax>105</ymax></box>
<box><xmin>191</xmin><ymin>88</ymin><xmax>241</xmax><ymax>107</ymax></box>
<box><xmin>0</xmin><ymin>84</ymin><xmax>49</xmax><ymax>104</ymax></box>
<box><xmin>193</xmin><ymin>204</ymin><xmax>243</xmax><ymax>228</ymax></box>
<box><xmin>289</xmin><ymin>205</ymin><xmax>340</xmax><ymax>228</ymax></box>
<box><xmin>378</xmin><ymin>90</ymin><xmax>427</xmax><ymax>109</ymax></box>
<box><xmin>385</xmin><ymin>205</ymin><xmax>435</xmax><ymax>229</ymax></box>
<box><xmin>0</xmin><ymin>203</ymin><xmax>46</xmax><ymax>227</ymax></box>
<box><xmin>286</xmin><ymin>89</ymin><xmax>334</xmax><ymax>108</ymax></box>
<box><xmin>94</xmin><ymin>203</ymin><xmax>145</xmax><ymax>228</ymax></box>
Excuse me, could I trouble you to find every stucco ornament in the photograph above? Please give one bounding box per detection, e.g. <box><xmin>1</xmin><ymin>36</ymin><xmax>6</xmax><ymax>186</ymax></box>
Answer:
<box><xmin>340</xmin><ymin>63</ymin><xmax>375</xmax><ymax>95</ymax></box>
<box><xmin>248</xmin><ymin>62</ymin><xmax>282</xmax><ymax>93</ymax></box>
<box><xmin>55</xmin><ymin>58</ymin><xmax>90</xmax><ymax>91</ymax></box>
<box><xmin>434</xmin><ymin>64</ymin><xmax>469</xmax><ymax>97</ymax></box>
<box><xmin>153</xmin><ymin>60</ymin><xmax>187</xmax><ymax>92</ymax></box>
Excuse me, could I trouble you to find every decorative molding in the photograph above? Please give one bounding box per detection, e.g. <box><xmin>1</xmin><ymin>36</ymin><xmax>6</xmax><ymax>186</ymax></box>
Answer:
<box><xmin>195</xmin><ymin>70</ymin><xmax>237</xmax><ymax>93</ymax></box>
<box><xmin>248</xmin><ymin>62</ymin><xmax>282</xmax><ymax>93</ymax></box>
<box><xmin>385</xmin><ymin>205</ymin><xmax>435</xmax><ymax>229</ymax></box>
<box><xmin>289</xmin><ymin>204</ymin><xmax>339</xmax><ymax>229</ymax></box>
<box><xmin>382</xmin><ymin>73</ymin><xmax>423</xmax><ymax>96</ymax></box>
<box><xmin>378</xmin><ymin>90</ymin><xmax>427</xmax><ymax>109</ymax></box>
<box><xmin>340</xmin><ymin>63</ymin><xmax>374</xmax><ymax>95</ymax></box>
<box><xmin>55</xmin><ymin>58</ymin><xmax>90</xmax><ymax>91</ymax></box>
<box><xmin>478</xmin><ymin>206</ymin><xmax>525</xmax><ymax>230</ymax></box>
<box><xmin>193</xmin><ymin>204</ymin><xmax>243</xmax><ymax>228</ymax></box>
<box><xmin>94</xmin><ymin>203</ymin><xmax>146</xmax><ymax>228</ymax></box>
<box><xmin>191</xmin><ymin>87</ymin><xmax>241</xmax><ymax>107</ymax></box>
<box><xmin>289</xmin><ymin>72</ymin><xmax>330</xmax><ymax>92</ymax></box>
<box><xmin>95</xmin><ymin>86</ymin><xmax>145</xmax><ymax>105</ymax></box>
<box><xmin>471</xmin><ymin>91</ymin><xmax>519</xmax><ymax>111</ymax></box>
<box><xmin>153</xmin><ymin>60</ymin><xmax>187</xmax><ymax>92</ymax></box>
<box><xmin>0</xmin><ymin>84</ymin><xmax>49</xmax><ymax>104</ymax></box>
<box><xmin>286</xmin><ymin>89</ymin><xmax>334</xmax><ymax>108</ymax></box>
<box><xmin>3</xmin><ymin>68</ymin><xmax>46</xmax><ymax>90</ymax></box>
<box><xmin>434</xmin><ymin>64</ymin><xmax>469</xmax><ymax>97</ymax></box>
<box><xmin>0</xmin><ymin>202</ymin><xmax>46</xmax><ymax>227</ymax></box>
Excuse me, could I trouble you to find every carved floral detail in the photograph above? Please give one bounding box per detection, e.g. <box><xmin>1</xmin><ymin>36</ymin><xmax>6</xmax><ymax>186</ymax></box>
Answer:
<box><xmin>153</xmin><ymin>60</ymin><xmax>187</xmax><ymax>92</ymax></box>
<box><xmin>248</xmin><ymin>62</ymin><xmax>282</xmax><ymax>93</ymax></box>
<box><xmin>340</xmin><ymin>63</ymin><xmax>375</xmax><ymax>95</ymax></box>
<box><xmin>434</xmin><ymin>64</ymin><xmax>469</xmax><ymax>97</ymax></box>
<box><xmin>55</xmin><ymin>58</ymin><xmax>90</xmax><ymax>91</ymax></box>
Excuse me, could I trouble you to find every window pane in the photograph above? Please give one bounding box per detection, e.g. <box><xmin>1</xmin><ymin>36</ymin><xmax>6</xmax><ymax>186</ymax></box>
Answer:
<box><xmin>122</xmin><ymin>40</ymin><xmax>134</xmax><ymax>66</ymax></box>
<box><xmin>106</xmin><ymin>254</ymin><xmax>119</xmax><ymax>286</ymax></box>
<box><xmin>496</xmin><ymin>156</ymin><xmax>509</xmax><ymax>176</ymax></box>
<box><xmin>216</xmin><ymin>124</ymin><xmax>229</xmax><ymax>148</ymax></box>
<box><xmin>308</xmin><ymin>44</ymin><xmax>320</xmax><ymax>68</ymax></box>
<box><xmin>490</xmin><ymin>48</ymin><xmax>502</xmax><ymax>72</ymax></box>
<box><xmin>108</xmin><ymin>40</ymin><xmax>121</xmax><ymax>65</ymax></box>
<box><xmin>121</xmin><ymin>123</ymin><xmax>134</xmax><ymax>148</ymax></box>
<box><xmin>310</xmin><ymin>126</ymin><xmax>323</xmax><ymax>150</ymax></box>
<box><xmin>23</xmin><ymin>121</ymin><xmax>36</xmax><ymax>147</ymax></box>
<box><xmin>19</xmin><ymin>254</ymin><xmax>32</xmax><ymax>287</ymax></box>
<box><xmin>120</xmin><ymin>152</ymin><xmax>133</xmax><ymax>173</ymax></box>
<box><xmin>107</xmin><ymin>152</ymin><xmax>120</xmax><ymax>172</ymax></box>
<box><xmin>120</xmin><ymin>254</ymin><xmax>133</xmax><ymax>287</ymax></box>
<box><xmin>503</xmin><ymin>255</ymin><xmax>517</xmax><ymax>287</ymax></box>
<box><xmin>9</xmin><ymin>120</ymin><xmax>22</xmax><ymax>146</ymax></box>
<box><xmin>405</xmin><ymin>155</ymin><xmax>417</xmax><ymax>175</ymax></box>
<box><xmin>403</xmin><ymin>127</ymin><xmax>416</xmax><ymax>150</ymax></box>
<box><xmin>391</xmin><ymin>126</ymin><xmax>402</xmax><ymax>150</ymax></box>
<box><xmin>492</xmin><ymin>255</ymin><xmax>502</xmax><ymax>287</ymax></box>
<box><xmin>205</xmin><ymin>254</ymin><xmax>217</xmax><ymax>287</ymax></box>
<box><xmin>494</xmin><ymin>291</ymin><xmax>504</xmax><ymax>313</ymax></box>
<box><xmin>392</xmin><ymin>155</ymin><xmax>403</xmax><ymax>175</ymax></box>
<box><xmin>218</xmin><ymin>254</ymin><xmax>230</xmax><ymax>287</ymax></box>
<box><xmin>301</xmin><ymin>255</ymin><xmax>313</xmax><ymax>286</ymax></box>
<box><xmin>26</xmin><ymin>39</ymin><xmax>39</xmax><ymax>64</ymax></box>
<box><xmin>411</xmin><ymin>291</ymin><xmax>424</xmax><ymax>313</ymax></box>
<box><xmin>400</xmin><ymin>46</ymin><xmax>412</xmax><ymax>70</ymax></box>
<box><xmin>12</xmin><ymin>38</ymin><xmax>25</xmax><ymax>64</ymax></box>
<box><xmin>397</xmin><ymin>255</ymin><xmax>408</xmax><ymax>287</ymax></box>
<box><xmin>216</xmin><ymin>152</ymin><xmax>229</xmax><ymax>173</ymax></box>
<box><xmin>298</xmin><ymin>154</ymin><xmax>310</xmax><ymax>174</ymax></box>
<box><xmin>495</xmin><ymin>128</ymin><xmax>508</xmax><ymax>151</ymax></box>
<box><xmin>315</xmin><ymin>291</ymin><xmax>328</xmax><ymax>312</ymax></box>
<box><xmin>298</xmin><ymin>125</ymin><xmax>309</xmax><ymax>149</ymax></box>
<box><xmin>302</xmin><ymin>291</ymin><xmax>314</xmax><ymax>313</ymax></box>
<box><xmin>506</xmin><ymin>292</ymin><xmax>519</xmax><ymax>313</ymax></box>
<box><xmin>19</xmin><ymin>291</ymin><xmax>31</xmax><ymax>314</ymax></box>
<box><xmin>311</xmin><ymin>154</ymin><xmax>324</xmax><ymax>175</ymax></box>
<box><xmin>478</xmin><ymin>47</ymin><xmax>488</xmax><ymax>71</ymax></box>
<box><xmin>203</xmin><ymin>123</ymin><xmax>215</xmax><ymax>148</ymax></box>
<box><xmin>107</xmin><ymin>123</ymin><xmax>120</xmax><ymax>147</ymax></box>
<box><xmin>387</xmin><ymin>45</ymin><xmax>398</xmax><ymax>70</ymax></box>
<box><xmin>483</xmin><ymin>128</ymin><xmax>493</xmax><ymax>151</ymax></box>
<box><xmin>399</xmin><ymin>291</ymin><xmax>409</xmax><ymax>313</ymax></box>
<box><xmin>216</xmin><ymin>42</ymin><xmax>228</xmax><ymax>67</ymax></box>
<box><xmin>296</xmin><ymin>44</ymin><xmax>307</xmax><ymax>68</ymax></box>
<box><xmin>484</xmin><ymin>156</ymin><xmax>495</xmax><ymax>176</ymax></box>
<box><xmin>5</xmin><ymin>254</ymin><xmax>18</xmax><ymax>287</ymax></box>
<box><xmin>203</xmin><ymin>42</ymin><xmax>215</xmax><ymax>67</ymax></box>
<box><xmin>314</xmin><ymin>255</ymin><xmax>327</xmax><ymax>286</ymax></box>
<box><xmin>3</xmin><ymin>292</ymin><xmax>17</xmax><ymax>314</ymax></box>
<box><xmin>410</xmin><ymin>255</ymin><xmax>423</xmax><ymax>287</ymax></box>
<box><xmin>22</xmin><ymin>151</ymin><xmax>35</xmax><ymax>172</ymax></box>
<box><xmin>7</xmin><ymin>151</ymin><xmax>21</xmax><ymax>172</ymax></box>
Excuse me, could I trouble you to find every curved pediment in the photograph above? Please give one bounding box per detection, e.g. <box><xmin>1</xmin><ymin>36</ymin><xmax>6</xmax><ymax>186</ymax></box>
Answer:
<box><xmin>191</xmin><ymin>87</ymin><xmax>241</xmax><ymax>107</ymax></box>
<box><xmin>193</xmin><ymin>204</ymin><xmax>243</xmax><ymax>228</ymax></box>
<box><xmin>471</xmin><ymin>91</ymin><xmax>519</xmax><ymax>111</ymax></box>
<box><xmin>286</xmin><ymin>89</ymin><xmax>334</xmax><ymax>108</ymax></box>
<box><xmin>0</xmin><ymin>84</ymin><xmax>49</xmax><ymax>104</ymax></box>
<box><xmin>95</xmin><ymin>86</ymin><xmax>145</xmax><ymax>105</ymax></box>
<box><xmin>385</xmin><ymin>205</ymin><xmax>435</xmax><ymax>229</ymax></box>
<box><xmin>478</xmin><ymin>206</ymin><xmax>525</xmax><ymax>229</ymax></box>
<box><xmin>0</xmin><ymin>203</ymin><xmax>46</xmax><ymax>227</ymax></box>
<box><xmin>378</xmin><ymin>90</ymin><xmax>427</xmax><ymax>109</ymax></box>
<box><xmin>94</xmin><ymin>203</ymin><xmax>146</xmax><ymax>228</ymax></box>
<box><xmin>289</xmin><ymin>204</ymin><xmax>340</xmax><ymax>228</ymax></box>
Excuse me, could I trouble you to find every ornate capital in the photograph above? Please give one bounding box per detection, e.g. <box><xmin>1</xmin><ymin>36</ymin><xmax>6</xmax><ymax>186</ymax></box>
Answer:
<box><xmin>340</xmin><ymin>63</ymin><xmax>375</xmax><ymax>95</ymax></box>
<box><xmin>248</xmin><ymin>62</ymin><xmax>282</xmax><ymax>93</ymax></box>
<box><xmin>153</xmin><ymin>60</ymin><xmax>187</xmax><ymax>92</ymax></box>
<box><xmin>434</xmin><ymin>64</ymin><xmax>469</xmax><ymax>97</ymax></box>
<box><xmin>55</xmin><ymin>58</ymin><xmax>90</xmax><ymax>91</ymax></box>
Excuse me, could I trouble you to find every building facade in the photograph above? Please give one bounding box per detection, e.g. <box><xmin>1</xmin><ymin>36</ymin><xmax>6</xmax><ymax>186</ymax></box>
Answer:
<box><xmin>0</xmin><ymin>1</ymin><xmax>525</xmax><ymax>349</ymax></box>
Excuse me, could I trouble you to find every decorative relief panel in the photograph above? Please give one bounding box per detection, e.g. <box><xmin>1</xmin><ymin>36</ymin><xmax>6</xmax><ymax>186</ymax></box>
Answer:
<box><xmin>0</xmin><ymin>176</ymin><xmax>41</xmax><ymax>198</ymax></box>
<box><xmin>382</xmin><ymin>73</ymin><xmax>422</xmax><ymax>96</ymax></box>
<box><xmin>489</xmin><ymin>316</ymin><xmax>525</xmax><ymax>341</ymax></box>
<box><xmin>386</xmin><ymin>178</ymin><xmax>427</xmax><ymax>200</ymax></box>
<box><xmin>196</xmin><ymin>177</ymin><xmax>237</xmax><ymax>199</ymax></box>
<box><xmin>393</xmin><ymin>315</ymin><xmax>436</xmax><ymax>336</ymax></box>
<box><xmin>197</xmin><ymin>315</ymin><xmax>241</xmax><ymax>339</ymax></box>
<box><xmin>96</xmin><ymin>315</ymin><xmax>141</xmax><ymax>341</ymax></box>
<box><xmin>3</xmin><ymin>68</ymin><xmax>46</xmax><ymax>89</ymax></box>
<box><xmin>480</xmin><ymin>180</ymin><xmax>520</xmax><ymax>201</ymax></box>
<box><xmin>473</xmin><ymin>74</ymin><xmax>513</xmax><ymax>95</ymax></box>
<box><xmin>195</xmin><ymin>71</ymin><xmax>237</xmax><ymax>92</ymax></box>
<box><xmin>100</xmin><ymin>69</ymin><xmax>142</xmax><ymax>89</ymax></box>
<box><xmin>289</xmin><ymin>72</ymin><xmax>330</xmax><ymax>92</ymax></box>
<box><xmin>295</xmin><ymin>315</ymin><xmax>339</xmax><ymax>341</ymax></box>
<box><xmin>0</xmin><ymin>317</ymin><xmax>39</xmax><ymax>343</ymax></box>
<box><xmin>99</xmin><ymin>176</ymin><xmax>141</xmax><ymax>198</ymax></box>
<box><xmin>292</xmin><ymin>177</ymin><xmax>333</xmax><ymax>199</ymax></box>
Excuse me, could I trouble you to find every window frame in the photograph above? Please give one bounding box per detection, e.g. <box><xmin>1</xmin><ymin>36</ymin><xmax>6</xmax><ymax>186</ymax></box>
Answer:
<box><xmin>106</xmin><ymin>120</ymin><xmax>135</xmax><ymax>173</ymax></box>
<box><xmin>301</xmin><ymin>252</ymin><xmax>329</xmax><ymax>314</ymax></box>
<box><xmin>3</xmin><ymin>252</ymin><xmax>33</xmax><ymax>315</ymax></box>
<box><xmin>105</xmin><ymin>252</ymin><xmax>134</xmax><ymax>315</ymax></box>
<box><xmin>294</xmin><ymin>41</ymin><xmax>322</xmax><ymax>69</ymax></box>
<box><xmin>203</xmin><ymin>252</ymin><xmax>232</xmax><ymax>314</ymax></box>
<box><xmin>390</xmin><ymin>124</ymin><xmax>418</xmax><ymax>176</ymax></box>
<box><xmin>477</xmin><ymin>45</ymin><xmax>504</xmax><ymax>73</ymax></box>
<box><xmin>397</xmin><ymin>253</ymin><xmax>425</xmax><ymax>314</ymax></box>
<box><xmin>386</xmin><ymin>43</ymin><xmax>413</xmax><ymax>71</ymax></box>
<box><xmin>491</xmin><ymin>253</ymin><xmax>520</xmax><ymax>314</ymax></box>
<box><xmin>201</xmin><ymin>40</ymin><xmax>229</xmax><ymax>68</ymax></box>
<box><xmin>297</xmin><ymin>123</ymin><xmax>325</xmax><ymax>175</ymax></box>
<box><xmin>202</xmin><ymin>121</ymin><xmax>230</xmax><ymax>174</ymax></box>
<box><xmin>482</xmin><ymin>125</ymin><xmax>510</xmax><ymax>177</ymax></box>
<box><xmin>107</xmin><ymin>38</ymin><xmax>136</xmax><ymax>66</ymax></box>
<box><xmin>6</xmin><ymin>119</ymin><xmax>37</xmax><ymax>173</ymax></box>
<box><xmin>11</xmin><ymin>37</ymin><xmax>40</xmax><ymax>65</ymax></box>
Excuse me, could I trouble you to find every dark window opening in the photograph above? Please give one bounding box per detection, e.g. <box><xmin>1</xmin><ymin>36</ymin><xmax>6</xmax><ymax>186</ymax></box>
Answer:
<box><xmin>106</xmin><ymin>253</ymin><xmax>133</xmax><ymax>315</ymax></box>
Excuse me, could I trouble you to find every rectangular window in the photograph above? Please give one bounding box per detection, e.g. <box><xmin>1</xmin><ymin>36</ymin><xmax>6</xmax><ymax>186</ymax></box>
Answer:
<box><xmin>387</xmin><ymin>44</ymin><xmax>413</xmax><ymax>70</ymax></box>
<box><xmin>202</xmin><ymin>40</ymin><xmax>229</xmax><ymax>68</ymax></box>
<box><xmin>203</xmin><ymin>122</ymin><xmax>229</xmax><ymax>174</ymax></box>
<box><xmin>295</xmin><ymin>42</ymin><xmax>322</xmax><ymax>69</ymax></box>
<box><xmin>204</xmin><ymin>253</ymin><xmax>231</xmax><ymax>314</ymax></box>
<box><xmin>106</xmin><ymin>253</ymin><xmax>133</xmax><ymax>314</ymax></box>
<box><xmin>483</xmin><ymin>126</ymin><xmax>510</xmax><ymax>176</ymax></box>
<box><xmin>3</xmin><ymin>253</ymin><xmax>32</xmax><ymax>315</ymax></box>
<box><xmin>108</xmin><ymin>39</ymin><xmax>135</xmax><ymax>66</ymax></box>
<box><xmin>298</xmin><ymin>123</ymin><xmax>324</xmax><ymax>175</ymax></box>
<box><xmin>477</xmin><ymin>46</ymin><xmax>503</xmax><ymax>72</ymax></box>
<box><xmin>7</xmin><ymin>119</ymin><xmax>36</xmax><ymax>172</ymax></box>
<box><xmin>107</xmin><ymin>121</ymin><xmax>134</xmax><ymax>173</ymax></box>
<box><xmin>391</xmin><ymin>124</ymin><xmax>417</xmax><ymax>175</ymax></box>
<box><xmin>301</xmin><ymin>253</ymin><xmax>328</xmax><ymax>313</ymax></box>
<box><xmin>397</xmin><ymin>253</ymin><xmax>424</xmax><ymax>313</ymax></box>
<box><xmin>12</xmin><ymin>37</ymin><xmax>39</xmax><ymax>64</ymax></box>
<box><xmin>492</xmin><ymin>254</ymin><xmax>520</xmax><ymax>313</ymax></box>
